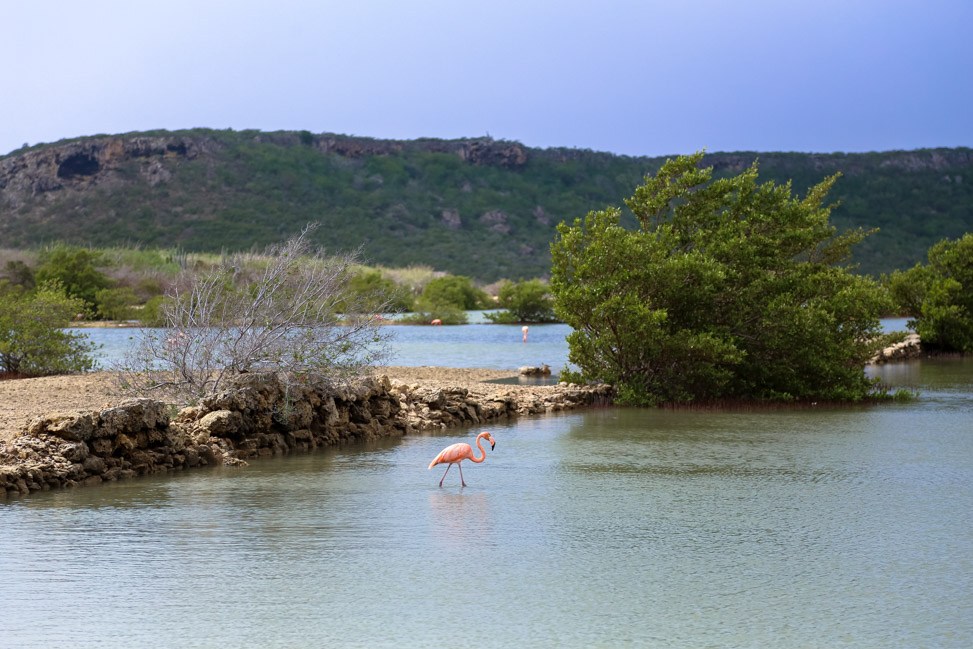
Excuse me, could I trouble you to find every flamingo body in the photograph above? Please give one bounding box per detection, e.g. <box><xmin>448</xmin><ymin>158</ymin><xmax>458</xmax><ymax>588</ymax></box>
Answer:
<box><xmin>428</xmin><ymin>431</ymin><xmax>496</xmax><ymax>487</ymax></box>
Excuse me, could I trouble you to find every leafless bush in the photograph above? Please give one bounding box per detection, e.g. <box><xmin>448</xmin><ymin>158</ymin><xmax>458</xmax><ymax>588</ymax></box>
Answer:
<box><xmin>114</xmin><ymin>225</ymin><xmax>392</xmax><ymax>403</ymax></box>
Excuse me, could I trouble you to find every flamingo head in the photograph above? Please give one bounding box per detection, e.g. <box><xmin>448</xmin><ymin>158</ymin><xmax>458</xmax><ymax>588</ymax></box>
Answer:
<box><xmin>481</xmin><ymin>431</ymin><xmax>496</xmax><ymax>450</ymax></box>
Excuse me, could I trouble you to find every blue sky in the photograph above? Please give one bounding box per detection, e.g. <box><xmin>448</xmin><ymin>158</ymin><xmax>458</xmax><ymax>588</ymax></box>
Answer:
<box><xmin>1</xmin><ymin>0</ymin><xmax>970</xmax><ymax>157</ymax></box>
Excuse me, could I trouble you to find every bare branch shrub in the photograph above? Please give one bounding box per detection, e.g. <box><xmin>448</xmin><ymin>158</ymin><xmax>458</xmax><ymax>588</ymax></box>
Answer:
<box><xmin>114</xmin><ymin>225</ymin><xmax>392</xmax><ymax>403</ymax></box>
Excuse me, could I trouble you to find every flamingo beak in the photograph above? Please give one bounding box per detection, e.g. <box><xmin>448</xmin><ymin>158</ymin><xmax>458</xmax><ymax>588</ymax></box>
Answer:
<box><xmin>490</xmin><ymin>441</ymin><xmax>496</xmax><ymax>450</ymax></box>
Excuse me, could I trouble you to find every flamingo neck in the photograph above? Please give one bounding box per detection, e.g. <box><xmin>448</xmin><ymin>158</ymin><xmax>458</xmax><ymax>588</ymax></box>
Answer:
<box><xmin>471</xmin><ymin>434</ymin><xmax>489</xmax><ymax>463</ymax></box>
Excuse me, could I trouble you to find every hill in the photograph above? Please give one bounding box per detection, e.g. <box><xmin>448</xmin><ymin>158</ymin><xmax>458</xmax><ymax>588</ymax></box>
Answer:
<box><xmin>1</xmin><ymin>129</ymin><xmax>971</xmax><ymax>281</ymax></box>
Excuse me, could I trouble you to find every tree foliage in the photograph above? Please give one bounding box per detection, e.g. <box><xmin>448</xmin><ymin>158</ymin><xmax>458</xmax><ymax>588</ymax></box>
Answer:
<box><xmin>34</xmin><ymin>245</ymin><xmax>113</xmax><ymax>316</ymax></box>
<box><xmin>116</xmin><ymin>226</ymin><xmax>393</xmax><ymax>403</ymax></box>
<box><xmin>398</xmin><ymin>274</ymin><xmax>491</xmax><ymax>325</ymax></box>
<box><xmin>417</xmin><ymin>275</ymin><xmax>488</xmax><ymax>311</ymax></box>
<box><xmin>1</xmin><ymin>260</ymin><xmax>35</xmax><ymax>291</ymax></box>
<box><xmin>888</xmin><ymin>233</ymin><xmax>973</xmax><ymax>352</ymax></box>
<box><xmin>399</xmin><ymin>302</ymin><xmax>470</xmax><ymax>325</ymax></box>
<box><xmin>345</xmin><ymin>269</ymin><xmax>414</xmax><ymax>313</ymax></box>
<box><xmin>0</xmin><ymin>283</ymin><xmax>96</xmax><ymax>376</ymax></box>
<box><xmin>550</xmin><ymin>152</ymin><xmax>892</xmax><ymax>406</ymax></box>
<box><xmin>95</xmin><ymin>286</ymin><xmax>139</xmax><ymax>321</ymax></box>
<box><xmin>485</xmin><ymin>279</ymin><xmax>558</xmax><ymax>323</ymax></box>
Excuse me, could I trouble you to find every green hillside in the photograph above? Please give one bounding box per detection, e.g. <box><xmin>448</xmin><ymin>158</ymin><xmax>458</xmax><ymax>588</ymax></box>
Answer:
<box><xmin>1</xmin><ymin>129</ymin><xmax>970</xmax><ymax>281</ymax></box>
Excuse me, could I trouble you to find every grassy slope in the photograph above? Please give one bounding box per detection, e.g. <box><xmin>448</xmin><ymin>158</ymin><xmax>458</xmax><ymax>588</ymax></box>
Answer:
<box><xmin>2</xmin><ymin>130</ymin><xmax>971</xmax><ymax>281</ymax></box>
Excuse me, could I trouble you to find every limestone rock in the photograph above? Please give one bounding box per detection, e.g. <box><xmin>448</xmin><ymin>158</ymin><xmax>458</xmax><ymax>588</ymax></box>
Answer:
<box><xmin>519</xmin><ymin>364</ymin><xmax>552</xmax><ymax>376</ymax></box>
<box><xmin>27</xmin><ymin>412</ymin><xmax>96</xmax><ymax>441</ymax></box>
<box><xmin>98</xmin><ymin>399</ymin><xmax>170</xmax><ymax>437</ymax></box>
<box><xmin>196</xmin><ymin>410</ymin><xmax>244</xmax><ymax>438</ymax></box>
<box><xmin>870</xmin><ymin>333</ymin><xmax>922</xmax><ymax>364</ymax></box>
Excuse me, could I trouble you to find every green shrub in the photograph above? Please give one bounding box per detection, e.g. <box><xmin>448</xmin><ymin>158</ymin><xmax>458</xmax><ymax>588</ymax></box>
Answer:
<box><xmin>95</xmin><ymin>286</ymin><xmax>139</xmax><ymax>321</ymax></box>
<box><xmin>482</xmin><ymin>309</ymin><xmax>520</xmax><ymax>324</ymax></box>
<box><xmin>34</xmin><ymin>245</ymin><xmax>113</xmax><ymax>316</ymax></box>
<box><xmin>0</xmin><ymin>284</ymin><xmax>97</xmax><ymax>376</ymax></box>
<box><xmin>1</xmin><ymin>260</ymin><xmax>35</xmax><ymax>290</ymax></box>
<box><xmin>419</xmin><ymin>275</ymin><xmax>489</xmax><ymax>310</ymax></box>
<box><xmin>136</xmin><ymin>295</ymin><xmax>168</xmax><ymax>326</ymax></box>
<box><xmin>485</xmin><ymin>279</ymin><xmax>558</xmax><ymax>323</ymax></box>
<box><xmin>551</xmin><ymin>151</ymin><xmax>892</xmax><ymax>405</ymax></box>
<box><xmin>346</xmin><ymin>269</ymin><xmax>414</xmax><ymax>313</ymax></box>
<box><xmin>889</xmin><ymin>233</ymin><xmax>973</xmax><ymax>352</ymax></box>
<box><xmin>399</xmin><ymin>304</ymin><xmax>469</xmax><ymax>325</ymax></box>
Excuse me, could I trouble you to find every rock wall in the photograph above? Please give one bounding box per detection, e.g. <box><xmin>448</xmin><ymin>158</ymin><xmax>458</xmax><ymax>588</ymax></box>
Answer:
<box><xmin>390</xmin><ymin>377</ymin><xmax>612</xmax><ymax>431</ymax></box>
<box><xmin>0</xmin><ymin>374</ymin><xmax>613</xmax><ymax>497</ymax></box>
<box><xmin>869</xmin><ymin>333</ymin><xmax>923</xmax><ymax>364</ymax></box>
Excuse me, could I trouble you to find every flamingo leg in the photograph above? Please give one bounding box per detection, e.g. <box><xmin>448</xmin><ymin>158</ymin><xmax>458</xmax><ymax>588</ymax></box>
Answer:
<box><xmin>438</xmin><ymin>464</ymin><xmax>452</xmax><ymax>487</ymax></box>
<box><xmin>459</xmin><ymin>463</ymin><xmax>467</xmax><ymax>487</ymax></box>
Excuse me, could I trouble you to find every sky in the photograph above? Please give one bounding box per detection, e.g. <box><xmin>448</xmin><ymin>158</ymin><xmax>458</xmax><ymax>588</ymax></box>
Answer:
<box><xmin>1</xmin><ymin>0</ymin><xmax>971</xmax><ymax>158</ymax></box>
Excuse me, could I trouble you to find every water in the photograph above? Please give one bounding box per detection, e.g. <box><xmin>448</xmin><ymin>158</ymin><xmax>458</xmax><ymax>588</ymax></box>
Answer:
<box><xmin>68</xmin><ymin>315</ymin><xmax>913</xmax><ymax>374</ymax></box>
<box><xmin>2</xmin><ymin>322</ymin><xmax>971</xmax><ymax>648</ymax></box>
<box><xmin>72</xmin><ymin>318</ymin><xmax>575</xmax><ymax>373</ymax></box>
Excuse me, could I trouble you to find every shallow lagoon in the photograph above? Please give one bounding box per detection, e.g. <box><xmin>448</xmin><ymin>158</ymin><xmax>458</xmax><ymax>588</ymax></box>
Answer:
<box><xmin>73</xmin><ymin>317</ymin><xmax>574</xmax><ymax>373</ymax></box>
<box><xmin>1</xmin><ymin>319</ymin><xmax>970</xmax><ymax>648</ymax></box>
<box><xmin>69</xmin><ymin>314</ymin><xmax>916</xmax><ymax>374</ymax></box>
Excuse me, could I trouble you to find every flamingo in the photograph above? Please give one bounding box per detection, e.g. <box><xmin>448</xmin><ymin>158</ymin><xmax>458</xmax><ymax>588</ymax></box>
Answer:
<box><xmin>428</xmin><ymin>431</ymin><xmax>496</xmax><ymax>487</ymax></box>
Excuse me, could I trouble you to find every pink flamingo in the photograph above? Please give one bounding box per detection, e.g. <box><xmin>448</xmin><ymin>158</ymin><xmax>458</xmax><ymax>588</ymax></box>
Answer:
<box><xmin>428</xmin><ymin>431</ymin><xmax>496</xmax><ymax>487</ymax></box>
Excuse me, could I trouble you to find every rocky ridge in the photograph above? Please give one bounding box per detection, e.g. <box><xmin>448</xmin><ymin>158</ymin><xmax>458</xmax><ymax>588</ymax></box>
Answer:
<box><xmin>2</xmin><ymin>130</ymin><xmax>970</xmax><ymax>280</ymax></box>
<box><xmin>0</xmin><ymin>132</ymin><xmax>529</xmax><ymax>209</ymax></box>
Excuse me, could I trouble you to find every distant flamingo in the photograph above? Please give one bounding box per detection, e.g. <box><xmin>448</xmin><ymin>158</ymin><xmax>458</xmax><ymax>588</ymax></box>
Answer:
<box><xmin>428</xmin><ymin>431</ymin><xmax>496</xmax><ymax>487</ymax></box>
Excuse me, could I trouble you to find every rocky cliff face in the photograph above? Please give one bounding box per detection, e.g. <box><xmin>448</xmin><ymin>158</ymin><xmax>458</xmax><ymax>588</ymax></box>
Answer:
<box><xmin>0</xmin><ymin>132</ymin><xmax>528</xmax><ymax>211</ymax></box>
<box><xmin>701</xmin><ymin>148</ymin><xmax>973</xmax><ymax>177</ymax></box>
<box><xmin>0</xmin><ymin>135</ymin><xmax>217</xmax><ymax>209</ymax></box>
<box><xmin>4</xmin><ymin>132</ymin><xmax>968</xmax><ymax>209</ymax></box>
<box><xmin>314</xmin><ymin>134</ymin><xmax>528</xmax><ymax>167</ymax></box>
